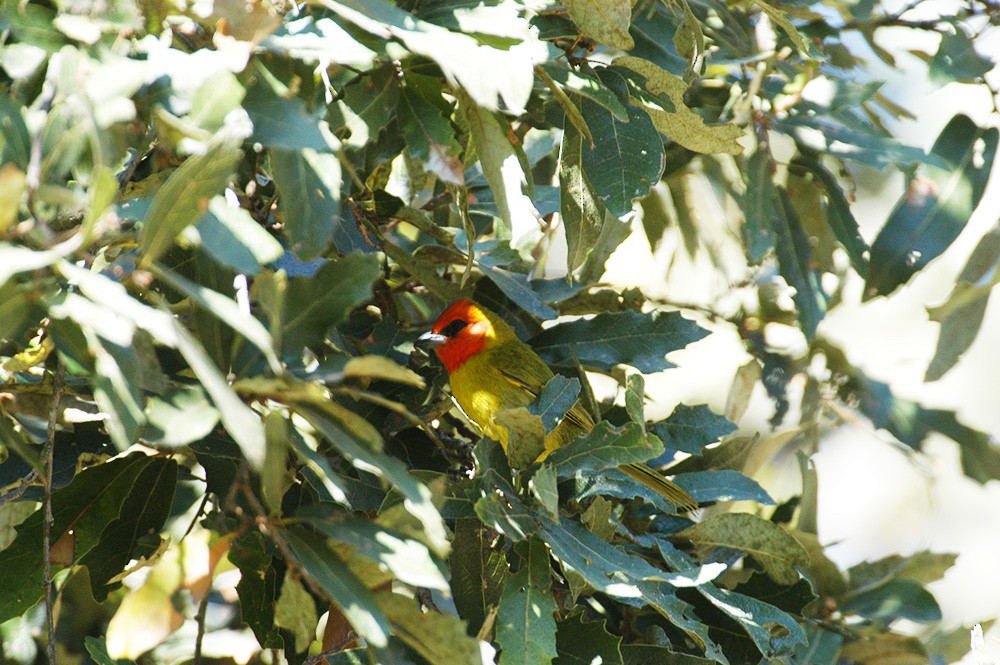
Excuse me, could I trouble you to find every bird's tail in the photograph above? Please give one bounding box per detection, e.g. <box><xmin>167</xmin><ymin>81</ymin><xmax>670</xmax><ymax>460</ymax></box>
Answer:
<box><xmin>619</xmin><ymin>463</ymin><xmax>697</xmax><ymax>513</ymax></box>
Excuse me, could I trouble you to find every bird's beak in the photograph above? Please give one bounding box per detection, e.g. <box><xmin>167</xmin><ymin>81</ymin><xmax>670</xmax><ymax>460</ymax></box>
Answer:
<box><xmin>415</xmin><ymin>331</ymin><xmax>447</xmax><ymax>349</ymax></box>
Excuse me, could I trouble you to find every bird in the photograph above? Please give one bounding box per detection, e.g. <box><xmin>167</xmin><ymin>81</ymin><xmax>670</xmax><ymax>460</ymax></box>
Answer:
<box><xmin>416</xmin><ymin>298</ymin><xmax>697</xmax><ymax>512</ymax></box>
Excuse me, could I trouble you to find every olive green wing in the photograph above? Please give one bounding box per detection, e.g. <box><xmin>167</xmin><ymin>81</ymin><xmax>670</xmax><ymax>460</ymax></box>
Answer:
<box><xmin>491</xmin><ymin>341</ymin><xmax>595</xmax><ymax>433</ymax></box>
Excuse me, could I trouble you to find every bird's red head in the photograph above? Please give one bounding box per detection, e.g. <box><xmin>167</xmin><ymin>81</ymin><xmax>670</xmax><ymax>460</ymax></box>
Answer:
<box><xmin>416</xmin><ymin>299</ymin><xmax>493</xmax><ymax>373</ymax></box>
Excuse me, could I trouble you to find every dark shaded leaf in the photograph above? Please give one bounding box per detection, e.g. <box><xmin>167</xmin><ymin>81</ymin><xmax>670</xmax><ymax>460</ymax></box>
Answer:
<box><xmin>528</xmin><ymin>375</ymin><xmax>581</xmax><ymax>435</ymax></box>
<box><xmin>449</xmin><ymin>518</ymin><xmax>507</xmax><ymax>636</ymax></box>
<box><xmin>282</xmin><ymin>252</ymin><xmax>380</xmax><ymax>351</ymax></box>
<box><xmin>554</xmin><ymin>614</ymin><xmax>623</xmax><ymax>665</ymax></box>
<box><xmin>679</xmin><ymin>513</ymin><xmax>808</xmax><ymax>585</ymax></box>
<box><xmin>79</xmin><ymin>459</ymin><xmax>178</xmax><ymax>601</ymax></box>
<box><xmin>547</xmin><ymin>422</ymin><xmax>662</xmax><ymax>476</ymax></box>
<box><xmin>529</xmin><ymin>310</ymin><xmax>709</xmax><ymax>372</ymax></box>
<box><xmin>674</xmin><ymin>470</ymin><xmax>774</xmax><ymax>505</ymax></box>
<box><xmin>0</xmin><ymin>453</ymin><xmax>159</xmax><ymax>621</ymax></box>
<box><xmin>580</xmin><ymin>69</ymin><xmax>664</xmax><ymax>217</ymax></box>
<box><xmin>559</xmin><ymin>119</ymin><xmax>607</xmax><ymax>272</ymax></box>
<box><xmin>651</xmin><ymin>404</ymin><xmax>736</xmax><ymax>456</ymax></box>
<box><xmin>866</xmin><ymin>114</ymin><xmax>998</xmax><ymax>297</ymax></box>
<box><xmin>775</xmin><ymin>188</ymin><xmax>826</xmax><ymax>338</ymax></box>
<box><xmin>841</xmin><ymin>579</ymin><xmax>942</xmax><ymax>623</ymax></box>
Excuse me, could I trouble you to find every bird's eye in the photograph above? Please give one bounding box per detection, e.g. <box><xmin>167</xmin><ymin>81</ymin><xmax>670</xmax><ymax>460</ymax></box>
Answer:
<box><xmin>440</xmin><ymin>319</ymin><xmax>468</xmax><ymax>337</ymax></box>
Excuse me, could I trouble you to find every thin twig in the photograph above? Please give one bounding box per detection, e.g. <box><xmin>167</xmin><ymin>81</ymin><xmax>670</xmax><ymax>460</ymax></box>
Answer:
<box><xmin>42</xmin><ymin>361</ymin><xmax>64</xmax><ymax>665</ymax></box>
<box><xmin>304</xmin><ymin>636</ymin><xmax>359</xmax><ymax>665</ymax></box>
<box><xmin>192</xmin><ymin>585</ymin><xmax>211</xmax><ymax>665</ymax></box>
<box><xmin>0</xmin><ymin>471</ymin><xmax>37</xmax><ymax>510</ymax></box>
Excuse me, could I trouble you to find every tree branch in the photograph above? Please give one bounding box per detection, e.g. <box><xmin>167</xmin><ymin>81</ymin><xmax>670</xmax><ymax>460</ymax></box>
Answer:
<box><xmin>42</xmin><ymin>360</ymin><xmax>64</xmax><ymax>665</ymax></box>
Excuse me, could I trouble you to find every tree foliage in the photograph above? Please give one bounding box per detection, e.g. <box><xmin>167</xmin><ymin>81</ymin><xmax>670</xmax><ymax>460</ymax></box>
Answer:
<box><xmin>0</xmin><ymin>0</ymin><xmax>996</xmax><ymax>663</ymax></box>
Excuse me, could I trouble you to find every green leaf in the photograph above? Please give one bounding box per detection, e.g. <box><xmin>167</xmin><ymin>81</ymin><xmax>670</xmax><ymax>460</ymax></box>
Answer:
<box><xmin>559</xmin><ymin>119</ymin><xmax>607</xmax><ymax>272</ymax></box>
<box><xmin>261</xmin><ymin>16</ymin><xmax>376</xmax><ymax>67</ymax></box>
<box><xmin>496</xmin><ymin>407</ymin><xmax>547</xmax><ymax>469</ymax></box>
<box><xmin>281</xmin><ymin>252</ymin><xmax>380</xmax><ymax>351</ymax></box>
<box><xmin>152</xmin><ymin>263</ymin><xmax>281</xmax><ymax>373</ymax></box>
<box><xmin>0</xmin><ymin>237</ymin><xmax>82</xmax><ymax>289</ymax></box>
<box><xmin>775</xmin><ymin>188</ymin><xmax>826</xmax><ymax>338</ymax></box>
<box><xmin>791</xmin><ymin>625</ymin><xmax>844</xmax><ymax>665</ymax></box>
<box><xmin>620</xmin><ymin>645</ymin><xmax>713</xmax><ymax>665</ymax></box>
<box><xmin>562</xmin><ymin>0</ymin><xmax>633</xmax><ymax>49</ymax></box>
<box><xmin>539</xmin><ymin>518</ymin><xmax>717</xmax><ymax>657</ymax></box>
<box><xmin>188</xmin><ymin>70</ymin><xmax>246</xmax><ymax>135</ymax></box>
<box><xmin>449</xmin><ymin>518</ymin><xmax>507</xmax><ymax>636</ymax></box>
<box><xmin>791</xmin><ymin>153</ymin><xmax>869</xmax><ymax>277</ymax></box>
<box><xmin>925</xmin><ymin>225</ymin><xmax>1000</xmax><ymax>380</ymax></box>
<box><xmin>742</xmin><ymin>150</ymin><xmax>778</xmax><ymax>263</ymax></box>
<box><xmin>322</xmin><ymin>0</ymin><xmax>533</xmax><ymax>113</ymax></box>
<box><xmin>848</xmin><ymin>551</ymin><xmax>958</xmax><ymax>588</ymax></box>
<box><xmin>624</xmin><ymin>373</ymin><xmax>644</xmax><ymax>424</ymax></box>
<box><xmin>78</xmin><ymin>458</ymin><xmax>177</xmax><ymax>601</ymax></box>
<box><xmin>231</xmin><ymin>532</ymin><xmax>283</xmax><ymax>649</ymax></box>
<box><xmin>866</xmin><ymin>114</ymin><xmax>998</xmax><ymax>297</ymax></box>
<box><xmin>174</xmin><ymin>324</ymin><xmax>267</xmax><ymax>469</ymax></box>
<box><xmin>497</xmin><ymin>538</ymin><xmax>558</xmax><ymax>665</ymax></box>
<box><xmin>674</xmin><ymin>470</ymin><xmax>774</xmax><ymax>505</ymax></box>
<box><xmin>474</xmin><ymin>470</ymin><xmax>537</xmax><ymax>542</ymax></box>
<box><xmin>283</xmin><ymin>525</ymin><xmax>390</xmax><ymax>648</ymax></box>
<box><xmin>287</xmin><ymin>427</ymin><xmax>351</xmax><ymax>506</ymax></box>
<box><xmin>398</xmin><ymin>77</ymin><xmax>463</xmax><ymax>185</ymax></box>
<box><xmin>196</xmin><ymin>196</ymin><xmax>284</xmax><ymax>275</ymax></box>
<box><xmin>528</xmin><ymin>375</ymin><xmax>581</xmax><ymax>435</ymax></box>
<box><xmin>929</xmin><ymin>30</ymin><xmax>994</xmax><ymax>88</ymax></box>
<box><xmin>138</xmin><ymin>132</ymin><xmax>242</xmax><ymax>268</ymax></box>
<box><xmin>679</xmin><ymin>513</ymin><xmax>808</xmax><ymax>586</ymax></box>
<box><xmin>0</xmin><ymin>97</ymin><xmax>31</xmax><ymax>169</ymax></box>
<box><xmin>270</xmin><ymin>146</ymin><xmax>342</xmax><ymax>259</ymax></box>
<box><xmin>375</xmin><ymin>591</ymin><xmax>484</xmax><ymax>665</ymax></box>
<box><xmin>262</xmin><ymin>411</ymin><xmax>291</xmax><ymax>514</ymax></box>
<box><xmin>548</xmin><ymin>422</ymin><xmax>662</xmax><ymax>476</ymax></box>
<box><xmin>274</xmin><ymin>571</ymin><xmax>318</xmax><ymax>654</ymax></box>
<box><xmin>529</xmin><ymin>464</ymin><xmax>560</xmax><ymax>521</ymax></box>
<box><xmin>0</xmin><ymin>453</ymin><xmax>159</xmax><ymax>621</ymax></box>
<box><xmin>612</xmin><ymin>57</ymin><xmax>744</xmax><ymax>155</ymax></box>
<box><xmin>334</xmin><ymin>64</ymin><xmax>400</xmax><ymax>148</ymax></box>
<box><xmin>480</xmin><ymin>265</ymin><xmax>557</xmax><ymax>320</ymax></box>
<box><xmin>86</xmin><ymin>329</ymin><xmax>144</xmax><ymax>450</ymax></box>
<box><xmin>537</xmin><ymin>64</ymin><xmax>592</xmax><ymax>146</ymax></box>
<box><xmin>461</xmin><ymin>91</ymin><xmax>542</xmax><ymax>254</ymax></box>
<box><xmin>294</xmin><ymin>402</ymin><xmax>449</xmax><ymax>556</ymax></box>
<box><xmin>841</xmin><ymin>578</ymin><xmax>942</xmax><ymax>623</ymax></box>
<box><xmin>297</xmin><ymin>509</ymin><xmax>448</xmax><ymax>590</ymax></box>
<box><xmin>246</xmin><ymin>75</ymin><xmax>335</xmax><ymax>152</ymax></box>
<box><xmin>0</xmin><ymin>164</ymin><xmax>25</xmax><ymax>235</ymax></box>
<box><xmin>579</xmin><ymin>69</ymin><xmax>664</xmax><ymax>218</ymax></box>
<box><xmin>747</xmin><ymin>0</ymin><xmax>822</xmax><ymax>60</ymax></box>
<box><xmin>650</xmin><ymin>404</ymin><xmax>736</xmax><ymax>455</ymax></box>
<box><xmin>657</xmin><ymin>540</ymin><xmax>807</xmax><ymax>658</ymax></box>
<box><xmin>85</xmin><ymin>636</ymin><xmax>136</xmax><ymax>665</ymax></box>
<box><xmin>554</xmin><ymin>614</ymin><xmax>623</xmax><ymax>665</ymax></box>
<box><xmin>539</xmin><ymin>64</ymin><xmax>628</xmax><ymax>121</ymax></box>
<box><xmin>341</xmin><ymin>355</ymin><xmax>425</xmax><ymax>387</ymax></box>
<box><xmin>529</xmin><ymin>310</ymin><xmax>709</xmax><ymax>372</ymax></box>
<box><xmin>576</xmin><ymin>212</ymin><xmax>632</xmax><ymax>283</ymax></box>
<box><xmin>840</xmin><ymin>634</ymin><xmax>930</xmax><ymax>665</ymax></box>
